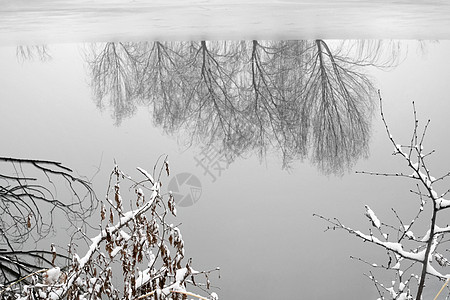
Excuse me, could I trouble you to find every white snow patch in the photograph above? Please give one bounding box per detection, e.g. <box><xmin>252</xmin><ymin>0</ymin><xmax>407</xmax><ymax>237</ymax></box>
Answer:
<box><xmin>44</xmin><ymin>267</ymin><xmax>61</xmax><ymax>285</ymax></box>
<box><xmin>436</xmin><ymin>197</ymin><xmax>450</xmax><ymax>209</ymax></box>
<box><xmin>405</xmin><ymin>231</ymin><xmax>415</xmax><ymax>240</ymax></box>
<box><xmin>120</xmin><ymin>230</ymin><xmax>131</xmax><ymax>241</ymax></box>
<box><xmin>175</xmin><ymin>267</ymin><xmax>188</xmax><ymax>282</ymax></box>
<box><xmin>136</xmin><ymin>268</ymin><xmax>151</xmax><ymax>289</ymax></box>
<box><xmin>365</xmin><ymin>205</ymin><xmax>381</xmax><ymax>229</ymax></box>
<box><xmin>431</xmin><ymin>190</ymin><xmax>438</xmax><ymax>199</ymax></box>
<box><xmin>397</xmin><ymin>292</ymin><xmax>409</xmax><ymax>300</ymax></box>
<box><xmin>47</xmin><ymin>290</ymin><xmax>63</xmax><ymax>300</ymax></box>
<box><xmin>352</xmin><ymin>230</ymin><xmax>425</xmax><ymax>261</ymax></box>
<box><xmin>111</xmin><ymin>246</ymin><xmax>122</xmax><ymax>257</ymax></box>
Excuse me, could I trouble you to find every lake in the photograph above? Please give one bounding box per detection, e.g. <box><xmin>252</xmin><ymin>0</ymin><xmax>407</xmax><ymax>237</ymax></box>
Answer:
<box><xmin>1</xmin><ymin>1</ymin><xmax>450</xmax><ymax>300</ymax></box>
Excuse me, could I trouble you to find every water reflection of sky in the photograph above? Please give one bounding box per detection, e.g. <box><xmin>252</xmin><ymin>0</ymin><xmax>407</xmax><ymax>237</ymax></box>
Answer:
<box><xmin>1</xmin><ymin>40</ymin><xmax>450</xmax><ymax>298</ymax></box>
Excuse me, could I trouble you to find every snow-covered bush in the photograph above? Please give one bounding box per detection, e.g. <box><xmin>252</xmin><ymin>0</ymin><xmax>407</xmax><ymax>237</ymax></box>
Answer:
<box><xmin>315</xmin><ymin>93</ymin><xmax>450</xmax><ymax>300</ymax></box>
<box><xmin>1</xmin><ymin>160</ymin><xmax>219</xmax><ymax>300</ymax></box>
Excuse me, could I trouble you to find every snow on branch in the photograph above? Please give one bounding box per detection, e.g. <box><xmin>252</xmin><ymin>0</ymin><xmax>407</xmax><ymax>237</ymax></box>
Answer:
<box><xmin>365</xmin><ymin>205</ymin><xmax>381</xmax><ymax>229</ymax></box>
<box><xmin>314</xmin><ymin>214</ymin><xmax>427</xmax><ymax>263</ymax></box>
<box><xmin>3</xmin><ymin>162</ymin><xmax>219</xmax><ymax>300</ymax></box>
<box><xmin>315</xmin><ymin>92</ymin><xmax>450</xmax><ymax>300</ymax></box>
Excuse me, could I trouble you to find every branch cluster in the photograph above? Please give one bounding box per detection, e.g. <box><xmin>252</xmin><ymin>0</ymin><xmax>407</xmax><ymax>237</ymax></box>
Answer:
<box><xmin>85</xmin><ymin>40</ymin><xmax>392</xmax><ymax>174</ymax></box>
<box><xmin>1</xmin><ymin>161</ymin><xmax>219</xmax><ymax>300</ymax></box>
<box><xmin>0</xmin><ymin>157</ymin><xmax>97</xmax><ymax>286</ymax></box>
<box><xmin>315</xmin><ymin>93</ymin><xmax>450</xmax><ymax>300</ymax></box>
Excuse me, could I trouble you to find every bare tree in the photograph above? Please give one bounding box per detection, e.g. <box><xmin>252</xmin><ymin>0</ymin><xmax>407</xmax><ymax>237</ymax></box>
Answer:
<box><xmin>0</xmin><ymin>157</ymin><xmax>97</xmax><ymax>287</ymax></box>
<box><xmin>315</xmin><ymin>92</ymin><xmax>450</xmax><ymax>299</ymax></box>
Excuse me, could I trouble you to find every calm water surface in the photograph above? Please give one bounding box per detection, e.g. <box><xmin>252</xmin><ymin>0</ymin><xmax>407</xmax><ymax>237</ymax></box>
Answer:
<box><xmin>2</xmin><ymin>1</ymin><xmax>450</xmax><ymax>299</ymax></box>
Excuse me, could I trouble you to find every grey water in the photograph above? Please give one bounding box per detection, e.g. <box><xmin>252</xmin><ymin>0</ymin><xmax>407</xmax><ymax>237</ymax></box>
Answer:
<box><xmin>2</xmin><ymin>1</ymin><xmax>450</xmax><ymax>300</ymax></box>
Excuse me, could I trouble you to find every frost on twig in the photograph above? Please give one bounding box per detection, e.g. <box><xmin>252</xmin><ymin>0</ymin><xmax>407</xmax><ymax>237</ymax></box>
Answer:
<box><xmin>2</xmin><ymin>160</ymin><xmax>219</xmax><ymax>300</ymax></box>
<box><xmin>315</xmin><ymin>92</ymin><xmax>450</xmax><ymax>300</ymax></box>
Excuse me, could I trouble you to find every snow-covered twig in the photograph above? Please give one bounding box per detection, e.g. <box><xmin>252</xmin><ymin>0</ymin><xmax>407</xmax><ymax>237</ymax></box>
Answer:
<box><xmin>315</xmin><ymin>92</ymin><xmax>450</xmax><ymax>300</ymax></box>
<box><xmin>11</xmin><ymin>162</ymin><xmax>219</xmax><ymax>300</ymax></box>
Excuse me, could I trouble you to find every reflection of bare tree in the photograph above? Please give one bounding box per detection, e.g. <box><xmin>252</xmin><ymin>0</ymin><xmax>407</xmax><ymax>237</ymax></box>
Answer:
<box><xmin>16</xmin><ymin>45</ymin><xmax>51</xmax><ymax>63</ymax></box>
<box><xmin>303</xmin><ymin>40</ymin><xmax>373</xmax><ymax>173</ymax></box>
<box><xmin>86</xmin><ymin>40</ymin><xmax>399</xmax><ymax>174</ymax></box>
<box><xmin>88</xmin><ymin>43</ymin><xmax>142</xmax><ymax>125</ymax></box>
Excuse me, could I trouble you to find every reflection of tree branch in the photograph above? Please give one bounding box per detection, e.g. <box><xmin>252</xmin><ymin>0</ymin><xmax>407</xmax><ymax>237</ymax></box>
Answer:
<box><xmin>302</xmin><ymin>40</ymin><xmax>373</xmax><ymax>173</ymax></box>
<box><xmin>331</xmin><ymin>40</ymin><xmax>404</xmax><ymax>68</ymax></box>
<box><xmin>86</xmin><ymin>40</ymin><xmax>387</xmax><ymax>174</ymax></box>
<box><xmin>16</xmin><ymin>45</ymin><xmax>51</xmax><ymax>63</ymax></box>
<box><xmin>87</xmin><ymin>42</ymin><xmax>140</xmax><ymax>125</ymax></box>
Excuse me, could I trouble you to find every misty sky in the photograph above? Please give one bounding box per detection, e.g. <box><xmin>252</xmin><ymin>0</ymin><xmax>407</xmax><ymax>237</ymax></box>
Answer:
<box><xmin>2</xmin><ymin>0</ymin><xmax>450</xmax><ymax>43</ymax></box>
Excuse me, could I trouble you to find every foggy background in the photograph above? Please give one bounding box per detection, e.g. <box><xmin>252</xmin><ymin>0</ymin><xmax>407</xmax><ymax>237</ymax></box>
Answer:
<box><xmin>2</xmin><ymin>0</ymin><xmax>450</xmax><ymax>44</ymax></box>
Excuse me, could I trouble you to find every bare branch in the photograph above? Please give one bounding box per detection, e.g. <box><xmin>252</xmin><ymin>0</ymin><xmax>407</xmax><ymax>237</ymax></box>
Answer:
<box><xmin>316</xmin><ymin>93</ymin><xmax>450</xmax><ymax>299</ymax></box>
<box><xmin>0</xmin><ymin>157</ymin><xmax>98</xmax><ymax>285</ymax></box>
